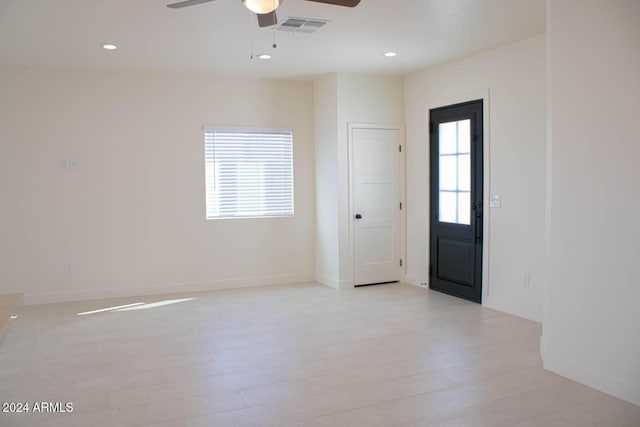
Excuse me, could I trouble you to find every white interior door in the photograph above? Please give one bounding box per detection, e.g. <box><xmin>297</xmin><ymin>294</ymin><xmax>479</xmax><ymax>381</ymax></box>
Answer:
<box><xmin>352</xmin><ymin>127</ymin><xmax>402</xmax><ymax>285</ymax></box>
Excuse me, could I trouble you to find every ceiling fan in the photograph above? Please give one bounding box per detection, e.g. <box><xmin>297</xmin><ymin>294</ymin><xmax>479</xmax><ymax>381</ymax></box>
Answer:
<box><xmin>166</xmin><ymin>0</ymin><xmax>361</xmax><ymax>28</ymax></box>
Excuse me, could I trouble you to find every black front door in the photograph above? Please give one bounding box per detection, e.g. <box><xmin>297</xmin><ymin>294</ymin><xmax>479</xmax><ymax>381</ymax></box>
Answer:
<box><xmin>429</xmin><ymin>100</ymin><xmax>483</xmax><ymax>303</ymax></box>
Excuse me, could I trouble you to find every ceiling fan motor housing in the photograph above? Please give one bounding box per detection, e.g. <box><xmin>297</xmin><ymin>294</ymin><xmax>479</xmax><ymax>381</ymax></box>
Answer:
<box><xmin>167</xmin><ymin>0</ymin><xmax>360</xmax><ymax>28</ymax></box>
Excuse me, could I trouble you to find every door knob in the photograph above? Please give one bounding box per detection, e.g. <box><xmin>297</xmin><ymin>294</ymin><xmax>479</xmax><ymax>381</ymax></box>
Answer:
<box><xmin>355</xmin><ymin>214</ymin><xmax>362</xmax><ymax>219</ymax></box>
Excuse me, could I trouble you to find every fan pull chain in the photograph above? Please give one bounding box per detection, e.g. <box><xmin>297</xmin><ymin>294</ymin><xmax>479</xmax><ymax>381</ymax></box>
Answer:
<box><xmin>273</xmin><ymin>29</ymin><xmax>277</xmax><ymax>49</ymax></box>
<box><xmin>249</xmin><ymin>11</ymin><xmax>254</xmax><ymax>59</ymax></box>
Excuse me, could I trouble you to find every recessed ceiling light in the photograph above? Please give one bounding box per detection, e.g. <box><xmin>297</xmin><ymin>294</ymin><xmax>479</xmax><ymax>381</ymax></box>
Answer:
<box><xmin>102</xmin><ymin>44</ymin><xmax>118</xmax><ymax>50</ymax></box>
<box><xmin>384</xmin><ymin>51</ymin><xmax>397</xmax><ymax>57</ymax></box>
<box><xmin>257</xmin><ymin>54</ymin><xmax>272</xmax><ymax>60</ymax></box>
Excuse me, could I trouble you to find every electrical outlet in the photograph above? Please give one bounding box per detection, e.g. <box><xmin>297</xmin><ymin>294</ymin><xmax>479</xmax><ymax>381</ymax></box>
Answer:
<box><xmin>61</xmin><ymin>159</ymin><xmax>82</xmax><ymax>171</ymax></box>
<box><xmin>490</xmin><ymin>194</ymin><xmax>501</xmax><ymax>208</ymax></box>
<box><xmin>70</xmin><ymin>159</ymin><xmax>82</xmax><ymax>171</ymax></box>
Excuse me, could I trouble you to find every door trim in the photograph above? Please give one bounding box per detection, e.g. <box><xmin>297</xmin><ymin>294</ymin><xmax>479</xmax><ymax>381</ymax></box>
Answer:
<box><xmin>348</xmin><ymin>123</ymin><xmax>406</xmax><ymax>288</ymax></box>
<box><xmin>426</xmin><ymin>91</ymin><xmax>491</xmax><ymax>305</ymax></box>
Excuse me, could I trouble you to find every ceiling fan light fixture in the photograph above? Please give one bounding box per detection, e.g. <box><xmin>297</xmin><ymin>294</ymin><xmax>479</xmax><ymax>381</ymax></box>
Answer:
<box><xmin>242</xmin><ymin>0</ymin><xmax>279</xmax><ymax>14</ymax></box>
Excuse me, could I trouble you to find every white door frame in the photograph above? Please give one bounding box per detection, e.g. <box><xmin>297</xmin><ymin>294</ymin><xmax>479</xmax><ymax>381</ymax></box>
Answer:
<box><xmin>348</xmin><ymin>123</ymin><xmax>406</xmax><ymax>287</ymax></box>
<box><xmin>426</xmin><ymin>90</ymin><xmax>491</xmax><ymax>305</ymax></box>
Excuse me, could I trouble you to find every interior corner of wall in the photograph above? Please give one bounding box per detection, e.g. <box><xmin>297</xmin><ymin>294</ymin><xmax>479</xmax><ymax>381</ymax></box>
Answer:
<box><xmin>315</xmin><ymin>273</ymin><xmax>339</xmax><ymax>290</ymax></box>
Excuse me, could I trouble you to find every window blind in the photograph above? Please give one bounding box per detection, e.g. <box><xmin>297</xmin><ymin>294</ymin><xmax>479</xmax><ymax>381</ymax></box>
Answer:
<box><xmin>204</xmin><ymin>127</ymin><xmax>294</xmax><ymax>219</ymax></box>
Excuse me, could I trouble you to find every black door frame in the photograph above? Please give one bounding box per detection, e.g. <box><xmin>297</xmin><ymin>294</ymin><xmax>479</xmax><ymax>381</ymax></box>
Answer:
<box><xmin>429</xmin><ymin>99</ymin><xmax>484</xmax><ymax>303</ymax></box>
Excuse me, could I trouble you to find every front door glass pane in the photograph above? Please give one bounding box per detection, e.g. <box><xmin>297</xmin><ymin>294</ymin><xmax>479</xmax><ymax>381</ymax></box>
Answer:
<box><xmin>439</xmin><ymin>119</ymin><xmax>471</xmax><ymax>225</ymax></box>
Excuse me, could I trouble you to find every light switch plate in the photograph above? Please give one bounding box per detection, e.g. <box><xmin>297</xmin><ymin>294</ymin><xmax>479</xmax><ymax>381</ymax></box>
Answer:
<box><xmin>490</xmin><ymin>194</ymin><xmax>501</xmax><ymax>208</ymax></box>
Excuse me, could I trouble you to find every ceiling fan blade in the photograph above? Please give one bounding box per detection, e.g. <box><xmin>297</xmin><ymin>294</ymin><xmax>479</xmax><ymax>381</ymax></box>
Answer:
<box><xmin>257</xmin><ymin>10</ymin><xmax>278</xmax><ymax>27</ymax></box>
<box><xmin>303</xmin><ymin>0</ymin><xmax>361</xmax><ymax>7</ymax></box>
<box><xmin>166</xmin><ymin>0</ymin><xmax>217</xmax><ymax>9</ymax></box>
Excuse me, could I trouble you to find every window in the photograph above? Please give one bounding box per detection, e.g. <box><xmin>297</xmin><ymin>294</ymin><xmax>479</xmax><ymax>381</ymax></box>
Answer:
<box><xmin>438</xmin><ymin>119</ymin><xmax>471</xmax><ymax>225</ymax></box>
<box><xmin>204</xmin><ymin>127</ymin><xmax>294</xmax><ymax>219</ymax></box>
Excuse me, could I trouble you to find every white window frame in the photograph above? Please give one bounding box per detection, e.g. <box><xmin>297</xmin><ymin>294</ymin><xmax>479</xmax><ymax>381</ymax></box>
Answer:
<box><xmin>204</xmin><ymin>126</ymin><xmax>294</xmax><ymax>220</ymax></box>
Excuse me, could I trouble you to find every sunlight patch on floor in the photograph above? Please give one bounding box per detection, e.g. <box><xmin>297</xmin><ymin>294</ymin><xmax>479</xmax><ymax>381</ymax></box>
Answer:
<box><xmin>114</xmin><ymin>298</ymin><xmax>196</xmax><ymax>311</ymax></box>
<box><xmin>77</xmin><ymin>298</ymin><xmax>196</xmax><ymax>315</ymax></box>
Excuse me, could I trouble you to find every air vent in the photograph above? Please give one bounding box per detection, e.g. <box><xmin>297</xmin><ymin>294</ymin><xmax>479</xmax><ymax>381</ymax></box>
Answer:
<box><xmin>277</xmin><ymin>17</ymin><xmax>330</xmax><ymax>34</ymax></box>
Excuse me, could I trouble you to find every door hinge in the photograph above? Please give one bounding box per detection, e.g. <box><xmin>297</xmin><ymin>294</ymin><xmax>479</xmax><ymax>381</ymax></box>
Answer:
<box><xmin>399</xmin><ymin>202</ymin><xmax>402</xmax><ymax>210</ymax></box>
<box><xmin>399</xmin><ymin>144</ymin><xmax>402</xmax><ymax>153</ymax></box>
<box><xmin>400</xmin><ymin>259</ymin><xmax>403</xmax><ymax>267</ymax></box>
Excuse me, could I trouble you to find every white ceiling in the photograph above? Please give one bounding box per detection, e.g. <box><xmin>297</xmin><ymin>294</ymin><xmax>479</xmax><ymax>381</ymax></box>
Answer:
<box><xmin>0</xmin><ymin>0</ymin><xmax>545</xmax><ymax>79</ymax></box>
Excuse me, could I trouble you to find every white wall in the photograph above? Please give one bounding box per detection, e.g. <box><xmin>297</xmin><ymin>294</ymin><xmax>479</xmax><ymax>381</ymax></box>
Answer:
<box><xmin>0</xmin><ymin>67</ymin><xmax>316</xmax><ymax>304</ymax></box>
<box><xmin>544</xmin><ymin>0</ymin><xmax>640</xmax><ymax>405</ymax></box>
<box><xmin>336</xmin><ymin>74</ymin><xmax>405</xmax><ymax>288</ymax></box>
<box><xmin>405</xmin><ymin>35</ymin><xmax>547</xmax><ymax>321</ymax></box>
<box><xmin>313</xmin><ymin>74</ymin><xmax>339</xmax><ymax>288</ymax></box>
<box><xmin>312</xmin><ymin>73</ymin><xmax>405</xmax><ymax>290</ymax></box>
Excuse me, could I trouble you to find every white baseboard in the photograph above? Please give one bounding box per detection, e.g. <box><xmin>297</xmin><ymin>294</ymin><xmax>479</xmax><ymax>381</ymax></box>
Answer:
<box><xmin>338</xmin><ymin>279</ymin><xmax>354</xmax><ymax>290</ymax></box>
<box><xmin>315</xmin><ymin>273</ymin><xmax>339</xmax><ymax>289</ymax></box>
<box><xmin>405</xmin><ymin>275</ymin><xmax>426</xmax><ymax>287</ymax></box>
<box><xmin>404</xmin><ymin>282</ymin><xmax>426</xmax><ymax>289</ymax></box>
<box><xmin>544</xmin><ymin>349</ymin><xmax>640</xmax><ymax>407</ymax></box>
<box><xmin>23</xmin><ymin>272</ymin><xmax>315</xmax><ymax>305</ymax></box>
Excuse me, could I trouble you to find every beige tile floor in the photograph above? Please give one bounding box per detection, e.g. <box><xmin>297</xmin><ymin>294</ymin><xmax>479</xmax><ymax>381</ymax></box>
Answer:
<box><xmin>0</xmin><ymin>293</ymin><xmax>22</xmax><ymax>347</ymax></box>
<box><xmin>0</xmin><ymin>283</ymin><xmax>638</xmax><ymax>426</ymax></box>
